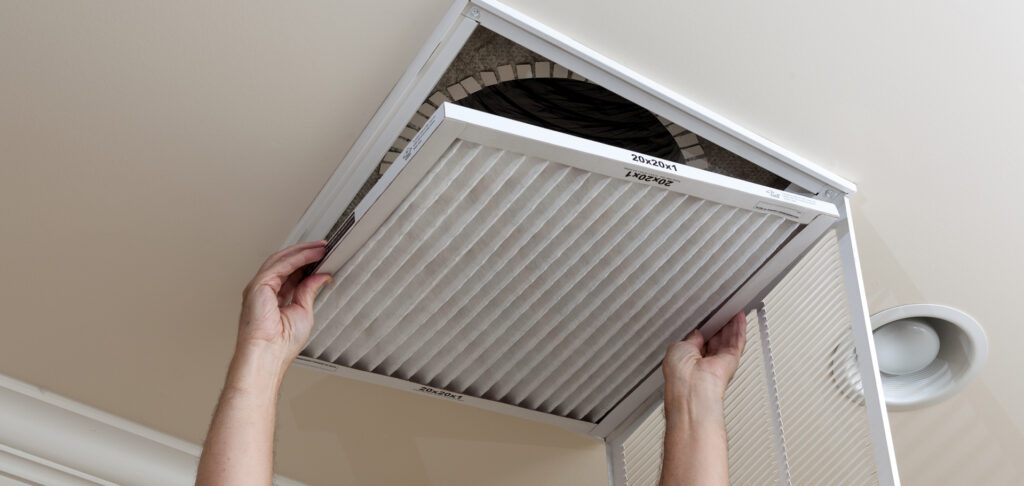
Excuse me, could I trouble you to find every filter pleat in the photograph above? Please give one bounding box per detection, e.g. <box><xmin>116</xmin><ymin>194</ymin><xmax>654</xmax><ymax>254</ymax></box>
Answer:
<box><xmin>306</xmin><ymin>143</ymin><xmax>474</xmax><ymax>352</ymax></box>
<box><xmin>577</xmin><ymin>217</ymin><xmax>797</xmax><ymax>420</ymax></box>
<box><xmin>383</xmin><ymin>167</ymin><xmax>587</xmax><ymax>377</ymax></box>
<box><xmin>563</xmin><ymin>214</ymin><xmax>789</xmax><ymax>420</ymax></box>
<box><xmin>546</xmin><ymin>208</ymin><xmax>751</xmax><ymax>417</ymax></box>
<box><xmin>341</xmin><ymin>151</ymin><xmax>527</xmax><ymax>366</ymax></box>
<box><xmin>462</xmin><ymin>186</ymin><xmax>671</xmax><ymax>396</ymax></box>
<box><xmin>347</xmin><ymin>155</ymin><xmax>544</xmax><ymax>369</ymax></box>
<box><xmin>306</xmin><ymin>142</ymin><xmax>482</xmax><ymax>357</ymax></box>
<box><xmin>364</xmin><ymin>161</ymin><xmax>568</xmax><ymax>373</ymax></box>
<box><xmin>319</xmin><ymin>146</ymin><xmax>508</xmax><ymax>364</ymax></box>
<box><xmin>505</xmin><ymin>198</ymin><xmax>707</xmax><ymax>407</ymax></box>
<box><xmin>439</xmin><ymin>178</ymin><xmax>639</xmax><ymax>391</ymax></box>
<box><xmin>410</xmin><ymin>172</ymin><xmax>615</xmax><ymax>385</ymax></box>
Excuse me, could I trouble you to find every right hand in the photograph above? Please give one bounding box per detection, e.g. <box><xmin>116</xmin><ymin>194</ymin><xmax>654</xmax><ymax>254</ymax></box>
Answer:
<box><xmin>662</xmin><ymin>311</ymin><xmax>748</xmax><ymax>402</ymax></box>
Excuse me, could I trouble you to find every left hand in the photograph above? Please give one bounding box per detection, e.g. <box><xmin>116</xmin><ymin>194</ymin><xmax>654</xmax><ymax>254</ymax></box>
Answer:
<box><xmin>237</xmin><ymin>240</ymin><xmax>333</xmax><ymax>364</ymax></box>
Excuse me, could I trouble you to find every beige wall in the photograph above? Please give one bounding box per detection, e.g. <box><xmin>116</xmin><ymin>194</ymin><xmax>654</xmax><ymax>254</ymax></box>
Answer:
<box><xmin>1</xmin><ymin>0</ymin><xmax>1021</xmax><ymax>484</ymax></box>
<box><xmin>0</xmin><ymin>2</ymin><xmax>605</xmax><ymax>485</ymax></box>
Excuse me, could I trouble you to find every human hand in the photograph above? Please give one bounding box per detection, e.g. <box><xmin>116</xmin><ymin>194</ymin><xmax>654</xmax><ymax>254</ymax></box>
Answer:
<box><xmin>237</xmin><ymin>240</ymin><xmax>333</xmax><ymax>366</ymax></box>
<box><xmin>662</xmin><ymin>311</ymin><xmax>748</xmax><ymax>404</ymax></box>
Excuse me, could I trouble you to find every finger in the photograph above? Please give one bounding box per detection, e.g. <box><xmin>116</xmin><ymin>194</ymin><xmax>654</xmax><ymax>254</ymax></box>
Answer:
<box><xmin>683</xmin><ymin>327</ymin><xmax>704</xmax><ymax>350</ymax></box>
<box><xmin>706</xmin><ymin>330</ymin><xmax>722</xmax><ymax>356</ymax></box>
<box><xmin>733</xmin><ymin>311</ymin><xmax>748</xmax><ymax>355</ymax></box>
<box><xmin>291</xmin><ymin>273</ymin><xmax>333</xmax><ymax>311</ymax></box>
<box><xmin>708</xmin><ymin>314</ymin><xmax>737</xmax><ymax>356</ymax></box>
<box><xmin>720</xmin><ymin>312</ymin><xmax>746</xmax><ymax>356</ymax></box>
<box><xmin>258</xmin><ymin>240</ymin><xmax>327</xmax><ymax>274</ymax></box>
<box><xmin>259</xmin><ymin>240</ymin><xmax>326</xmax><ymax>275</ymax></box>
<box><xmin>278</xmin><ymin>270</ymin><xmax>304</xmax><ymax>306</ymax></box>
<box><xmin>253</xmin><ymin>246</ymin><xmax>328</xmax><ymax>291</ymax></box>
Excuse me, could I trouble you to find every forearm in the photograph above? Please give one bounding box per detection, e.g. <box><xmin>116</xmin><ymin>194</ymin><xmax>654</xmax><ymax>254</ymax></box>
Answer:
<box><xmin>196</xmin><ymin>344</ymin><xmax>289</xmax><ymax>486</ymax></box>
<box><xmin>659</xmin><ymin>386</ymin><xmax>729</xmax><ymax>486</ymax></box>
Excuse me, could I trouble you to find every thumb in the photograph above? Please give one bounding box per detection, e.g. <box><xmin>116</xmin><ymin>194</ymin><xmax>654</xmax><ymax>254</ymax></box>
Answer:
<box><xmin>684</xmin><ymin>327</ymin><xmax>705</xmax><ymax>350</ymax></box>
<box><xmin>293</xmin><ymin>273</ymin><xmax>333</xmax><ymax>311</ymax></box>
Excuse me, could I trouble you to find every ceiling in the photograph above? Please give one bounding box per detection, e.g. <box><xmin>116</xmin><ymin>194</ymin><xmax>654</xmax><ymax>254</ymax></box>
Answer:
<box><xmin>1</xmin><ymin>1</ymin><xmax>1021</xmax><ymax>485</ymax></box>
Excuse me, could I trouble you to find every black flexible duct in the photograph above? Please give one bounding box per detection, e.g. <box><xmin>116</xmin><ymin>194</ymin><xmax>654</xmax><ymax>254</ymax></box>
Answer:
<box><xmin>458</xmin><ymin>78</ymin><xmax>682</xmax><ymax>162</ymax></box>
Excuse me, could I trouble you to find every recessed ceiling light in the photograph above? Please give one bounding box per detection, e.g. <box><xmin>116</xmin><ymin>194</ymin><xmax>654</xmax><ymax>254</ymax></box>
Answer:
<box><xmin>871</xmin><ymin>304</ymin><xmax>987</xmax><ymax>411</ymax></box>
<box><xmin>874</xmin><ymin>317</ymin><xmax>941</xmax><ymax>376</ymax></box>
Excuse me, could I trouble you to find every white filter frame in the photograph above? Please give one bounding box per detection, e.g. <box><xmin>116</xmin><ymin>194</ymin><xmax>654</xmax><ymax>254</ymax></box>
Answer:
<box><xmin>282</xmin><ymin>1</ymin><xmax>898</xmax><ymax>485</ymax></box>
<box><xmin>315</xmin><ymin>102</ymin><xmax>838</xmax><ymax>276</ymax></box>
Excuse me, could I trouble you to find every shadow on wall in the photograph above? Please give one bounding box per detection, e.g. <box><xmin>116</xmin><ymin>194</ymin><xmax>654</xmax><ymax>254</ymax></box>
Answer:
<box><xmin>276</xmin><ymin>368</ymin><xmax>605</xmax><ymax>486</ymax></box>
<box><xmin>888</xmin><ymin>379</ymin><xmax>1022</xmax><ymax>485</ymax></box>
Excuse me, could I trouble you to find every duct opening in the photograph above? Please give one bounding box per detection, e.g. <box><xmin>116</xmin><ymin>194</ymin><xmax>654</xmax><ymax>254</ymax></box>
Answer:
<box><xmin>325</xmin><ymin>27</ymin><xmax>792</xmax><ymax>245</ymax></box>
<box><xmin>459</xmin><ymin>78</ymin><xmax>682</xmax><ymax>162</ymax></box>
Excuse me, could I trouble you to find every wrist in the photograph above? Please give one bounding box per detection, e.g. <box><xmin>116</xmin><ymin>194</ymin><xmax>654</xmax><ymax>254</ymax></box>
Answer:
<box><xmin>664</xmin><ymin>375</ymin><xmax>724</xmax><ymax>403</ymax></box>
<box><xmin>235</xmin><ymin>338</ymin><xmax>296</xmax><ymax>368</ymax></box>
<box><xmin>664</xmin><ymin>383</ymin><xmax>725</xmax><ymax>427</ymax></box>
<box><xmin>225</xmin><ymin>342</ymin><xmax>292</xmax><ymax>395</ymax></box>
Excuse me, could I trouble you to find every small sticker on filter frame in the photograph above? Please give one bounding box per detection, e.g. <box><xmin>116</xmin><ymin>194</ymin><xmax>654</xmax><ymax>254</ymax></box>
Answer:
<box><xmin>755</xmin><ymin>201</ymin><xmax>802</xmax><ymax>220</ymax></box>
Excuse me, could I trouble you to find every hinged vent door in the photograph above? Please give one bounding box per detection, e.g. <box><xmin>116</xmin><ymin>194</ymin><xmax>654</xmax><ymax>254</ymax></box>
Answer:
<box><xmin>609</xmin><ymin>228</ymin><xmax>899</xmax><ymax>486</ymax></box>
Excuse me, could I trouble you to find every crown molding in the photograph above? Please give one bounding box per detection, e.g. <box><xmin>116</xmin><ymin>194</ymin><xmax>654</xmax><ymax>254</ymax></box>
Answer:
<box><xmin>0</xmin><ymin>374</ymin><xmax>306</xmax><ymax>486</ymax></box>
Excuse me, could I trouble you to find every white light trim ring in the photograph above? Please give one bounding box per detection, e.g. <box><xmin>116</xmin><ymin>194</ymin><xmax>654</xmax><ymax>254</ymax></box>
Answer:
<box><xmin>871</xmin><ymin>304</ymin><xmax>987</xmax><ymax>411</ymax></box>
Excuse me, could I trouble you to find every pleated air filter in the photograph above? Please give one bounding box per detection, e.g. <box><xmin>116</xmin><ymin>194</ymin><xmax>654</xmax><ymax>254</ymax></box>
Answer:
<box><xmin>296</xmin><ymin>103</ymin><xmax>839</xmax><ymax>429</ymax></box>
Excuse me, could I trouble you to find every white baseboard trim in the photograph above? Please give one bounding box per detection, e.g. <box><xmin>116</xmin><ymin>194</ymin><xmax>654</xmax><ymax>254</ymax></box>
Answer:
<box><xmin>0</xmin><ymin>374</ymin><xmax>306</xmax><ymax>486</ymax></box>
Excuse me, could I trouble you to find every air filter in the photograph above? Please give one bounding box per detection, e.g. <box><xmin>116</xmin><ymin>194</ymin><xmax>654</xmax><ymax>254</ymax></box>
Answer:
<box><xmin>298</xmin><ymin>102</ymin><xmax>838</xmax><ymax>427</ymax></box>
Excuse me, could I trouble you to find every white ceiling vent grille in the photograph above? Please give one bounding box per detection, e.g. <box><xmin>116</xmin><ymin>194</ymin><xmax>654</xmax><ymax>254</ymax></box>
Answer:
<box><xmin>284</xmin><ymin>2</ymin><xmax>898</xmax><ymax>483</ymax></box>
<box><xmin>302</xmin><ymin>104</ymin><xmax>836</xmax><ymax>423</ymax></box>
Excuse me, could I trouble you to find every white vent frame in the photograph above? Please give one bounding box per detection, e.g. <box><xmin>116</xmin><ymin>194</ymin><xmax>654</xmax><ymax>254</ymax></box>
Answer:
<box><xmin>282</xmin><ymin>1</ymin><xmax>898</xmax><ymax>485</ymax></box>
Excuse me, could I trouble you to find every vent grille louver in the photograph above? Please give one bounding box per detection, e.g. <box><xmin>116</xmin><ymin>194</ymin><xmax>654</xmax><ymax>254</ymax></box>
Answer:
<box><xmin>762</xmin><ymin>230</ymin><xmax>878</xmax><ymax>485</ymax></box>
